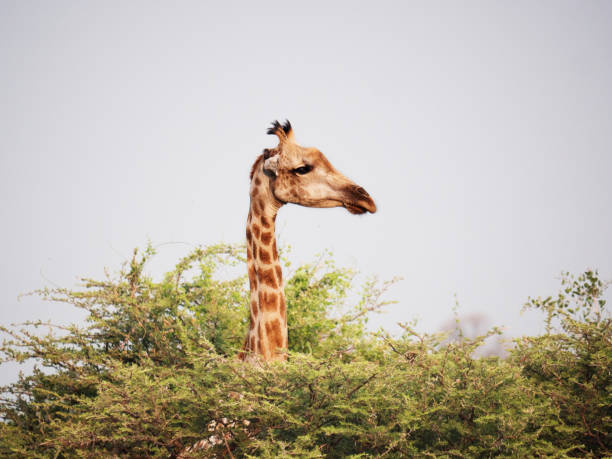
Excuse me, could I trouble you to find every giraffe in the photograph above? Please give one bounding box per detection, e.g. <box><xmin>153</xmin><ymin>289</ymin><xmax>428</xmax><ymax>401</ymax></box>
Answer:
<box><xmin>239</xmin><ymin>120</ymin><xmax>376</xmax><ymax>362</ymax></box>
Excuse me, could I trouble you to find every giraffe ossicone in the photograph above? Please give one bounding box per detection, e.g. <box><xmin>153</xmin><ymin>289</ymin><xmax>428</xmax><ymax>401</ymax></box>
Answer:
<box><xmin>239</xmin><ymin>120</ymin><xmax>376</xmax><ymax>362</ymax></box>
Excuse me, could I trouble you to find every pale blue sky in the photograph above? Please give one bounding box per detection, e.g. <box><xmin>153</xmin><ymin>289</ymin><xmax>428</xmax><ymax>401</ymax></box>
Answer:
<box><xmin>1</xmin><ymin>1</ymin><xmax>611</xmax><ymax>382</ymax></box>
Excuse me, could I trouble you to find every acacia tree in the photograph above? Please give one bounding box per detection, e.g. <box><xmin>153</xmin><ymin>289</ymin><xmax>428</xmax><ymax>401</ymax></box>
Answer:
<box><xmin>0</xmin><ymin>245</ymin><xmax>610</xmax><ymax>457</ymax></box>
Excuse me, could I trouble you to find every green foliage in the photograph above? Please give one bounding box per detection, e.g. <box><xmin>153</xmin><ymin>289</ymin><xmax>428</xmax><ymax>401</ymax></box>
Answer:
<box><xmin>513</xmin><ymin>270</ymin><xmax>612</xmax><ymax>456</ymax></box>
<box><xmin>1</xmin><ymin>246</ymin><xmax>610</xmax><ymax>458</ymax></box>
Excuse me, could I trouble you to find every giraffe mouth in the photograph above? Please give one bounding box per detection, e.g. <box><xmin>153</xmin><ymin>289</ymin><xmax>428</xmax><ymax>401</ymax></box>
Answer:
<box><xmin>342</xmin><ymin>186</ymin><xmax>377</xmax><ymax>214</ymax></box>
<box><xmin>344</xmin><ymin>202</ymin><xmax>370</xmax><ymax>214</ymax></box>
<box><xmin>343</xmin><ymin>201</ymin><xmax>377</xmax><ymax>214</ymax></box>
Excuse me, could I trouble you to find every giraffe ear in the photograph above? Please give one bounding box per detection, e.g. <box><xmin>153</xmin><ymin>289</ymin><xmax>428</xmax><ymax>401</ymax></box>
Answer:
<box><xmin>263</xmin><ymin>154</ymin><xmax>280</xmax><ymax>177</ymax></box>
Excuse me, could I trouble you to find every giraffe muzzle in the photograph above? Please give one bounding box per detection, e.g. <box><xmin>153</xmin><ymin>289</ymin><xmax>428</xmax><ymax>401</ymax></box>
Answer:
<box><xmin>343</xmin><ymin>186</ymin><xmax>377</xmax><ymax>214</ymax></box>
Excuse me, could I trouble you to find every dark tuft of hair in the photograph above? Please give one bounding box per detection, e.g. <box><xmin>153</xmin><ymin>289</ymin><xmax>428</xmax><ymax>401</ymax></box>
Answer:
<box><xmin>266</xmin><ymin>119</ymin><xmax>292</xmax><ymax>136</ymax></box>
<box><xmin>282</xmin><ymin>119</ymin><xmax>292</xmax><ymax>134</ymax></box>
<box><xmin>266</xmin><ymin>120</ymin><xmax>283</xmax><ymax>136</ymax></box>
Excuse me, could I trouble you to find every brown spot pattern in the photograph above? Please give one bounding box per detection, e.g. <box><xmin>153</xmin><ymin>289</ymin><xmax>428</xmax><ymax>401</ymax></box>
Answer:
<box><xmin>275</xmin><ymin>265</ymin><xmax>282</xmax><ymax>283</ymax></box>
<box><xmin>272</xmin><ymin>240</ymin><xmax>278</xmax><ymax>260</ymax></box>
<box><xmin>246</xmin><ymin>227</ymin><xmax>252</xmax><ymax>243</ymax></box>
<box><xmin>265</xmin><ymin>319</ymin><xmax>284</xmax><ymax>351</ymax></box>
<box><xmin>258</xmin><ymin>331</ymin><xmax>267</xmax><ymax>355</ymax></box>
<box><xmin>252</xmin><ymin>224</ymin><xmax>261</xmax><ymax>240</ymax></box>
<box><xmin>261</xmin><ymin>216</ymin><xmax>271</xmax><ymax>229</ymax></box>
<box><xmin>279</xmin><ymin>295</ymin><xmax>286</xmax><ymax>317</ymax></box>
<box><xmin>259</xmin><ymin>248</ymin><xmax>271</xmax><ymax>264</ymax></box>
<box><xmin>254</xmin><ymin>177</ymin><xmax>261</xmax><ymax>186</ymax></box>
<box><xmin>260</xmin><ymin>268</ymin><xmax>277</xmax><ymax>288</ymax></box>
<box><xmin>248</xmin><ymin>265</ymin><xmax>256</xmax><ymax>290</ymax></box>
<box><xmin>261</xmin><ymin>231</ymin><xmax>272</xmax><ymax>245</ymax></box>
<box><xmin>249</xmin><ymin>154</ymin><xmax>263</xmax><ymax>180</ymax></box>
<box><xmin>262</xmin><ymin>291</ymin><xmax>278</xmax><ymax>312</ymax></box>
<box><xmin>251</xmin><ymin>299</ymin><xmax>258</xmax><ymax>316</ymax></box>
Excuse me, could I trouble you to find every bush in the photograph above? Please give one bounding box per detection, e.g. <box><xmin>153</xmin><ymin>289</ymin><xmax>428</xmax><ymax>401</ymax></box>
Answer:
<box><xmin>1</xmin><ymin>245</ymin><xmax>610</xmax><ymax>457</ymax></box>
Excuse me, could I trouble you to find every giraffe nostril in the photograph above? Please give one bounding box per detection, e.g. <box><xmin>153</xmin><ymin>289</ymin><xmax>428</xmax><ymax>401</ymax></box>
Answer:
<box><xmin>354</xmin><ymin>186</ymin><xmax>371</xmax><ymax>199</ymax></box>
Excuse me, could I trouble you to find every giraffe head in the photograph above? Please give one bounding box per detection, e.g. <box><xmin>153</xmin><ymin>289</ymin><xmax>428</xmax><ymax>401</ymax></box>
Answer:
<box><xmin>260</xmin><ymin>120</ymin><xmax>377</xmax><ymax>215</ymax></box>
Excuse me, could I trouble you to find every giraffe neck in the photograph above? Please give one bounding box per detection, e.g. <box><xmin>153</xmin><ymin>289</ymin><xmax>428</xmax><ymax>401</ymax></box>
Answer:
<box><xmin>241</xmin><ymin>166</ymin><xmax>287</xmax><ymax>362</ymax></box>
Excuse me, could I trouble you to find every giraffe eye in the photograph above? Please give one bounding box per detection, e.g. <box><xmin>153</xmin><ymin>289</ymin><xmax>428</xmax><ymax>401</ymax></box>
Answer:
<box><xmin>293</xmin><ymin>165</ymin><xmax>313</xmax><ymax>175</ymax></box>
